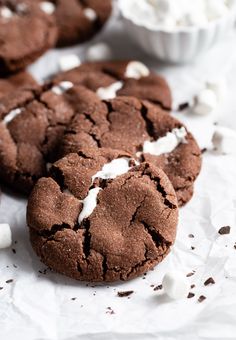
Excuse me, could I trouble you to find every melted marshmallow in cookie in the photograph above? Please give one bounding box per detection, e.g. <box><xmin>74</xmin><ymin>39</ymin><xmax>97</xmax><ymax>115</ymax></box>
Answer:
<box><xmin>0</xmin><ymin>6</ymin><xmax>13</xmax><ymax>19</ymax></box>
<box><xmin>78</xmin><ymin>157</ymin><xmax>133</xmax><ymax>224</ymax></box>
<box><xmin>142</xmin><ymin>127</ymin><xmax>187</xmax><ymax>156</ymax></box>
<box><xmin>51</xmin><ymin>81</ymin><xmax>74</xmax><ymax>95</ymax></box>
<box><xmin>96</xmin><ymin>81</ymin><xmax>123</xmax><ymax>100</ymax></box>
<box><xmin>3</xmin><ymin>108</ymin><xmax>22</xmax><ymax>124</ymax></box>
<box><xmin>39</xmin><ymin>1</ymin><xmax>55</xmax><ymax>15</ymax></box>
<box><xmin>84</xmin><ymin>8</ymin><xmax>97</xmax><ymax>21</ymax></box>
<box><xmin>125</xmin><ymin>61</ymin><xmax>150</xmax><ymax>79</ymax></box>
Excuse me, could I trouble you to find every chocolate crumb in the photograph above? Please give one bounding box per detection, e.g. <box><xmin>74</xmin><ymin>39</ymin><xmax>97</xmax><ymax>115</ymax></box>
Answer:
<box><xmin>150</xmin><ymin>284</ymin><xmax>155</xmax><ymax>288</ymax></box>
<box><xmin>188</xmin><ymin>234</ymin><xmax>194</xmax><ymax>238</ymax></box>
<box><xmin>6</xmin><ymin>279</ymin><xmax>13</xmax><ymax>284</ymax></box>
<box><xmin>191</xmin><ymin>246</ymin><xmax>195</xmax><ymax>250</ymax></box>
<box><xmin>13</xmin><ymin>264</ymin><xmax>17</xmax><ymax>268</ymax></box>
<box><xmin>106</xmin><ymin>307</ymin><xmax>115</xmax><ymax>315</ymax></box>
<box><xmin>201</xmin><ymin>148</ymin><xmax>207</xmax><ymax>154</ymax></box>
<box><xmin>198</xmin><ymin>295</ymin><xmax>206</xmax><ymax>303</ymax></box>
<box><xmin>186</xmin><ymin>272</ymin><xmax>195</xmax><ymax>277</ymax></box>
<box><xmin>187</xmin><ymin>292</ymin><xmax>195</xmax><ymax>299</ymax></box>
<box><xmin>191</xmin><ymin>284</ymin><xmax>195</xmax><ymax>289</ymax></box>
<box><xmin>178</xmin><ymin>102</ymin><xmax>189</xmax><ymax>111</ymax></box>
<box><xmin>117</xmin><ymin>290</ymin><xmax>134</xmax><ymax>297</ymax></box>
<box><xmin>12</xmin><ymin>248</ymin><xmax>16</xmax><ymax>254</ymax></box>
<box><xmin>204</xmin><ymin>277</ymin><xmax>215</xmax><ymax>286</ymax></box>
<box><xmin>0</xmin><ymin>287</ymin><xmax>3</xmax><ymax>290</ymax></box>
<box><xmin>234</xmin><ymin>243</ymin><xmax>236</xmax><ymax>250</ymax></box>
<box><xmin>218</xmin><ymin>226</ymin><xmax>230</xmax><ymax>235</ymax></box>
<box><xmin>154</xmin><ymin>284</ymin><xmax>163</xmax><ymax>291</ymax></box>
<box><xmin>71</xmin><ymin>297</ymin><xmax>77</xmax><ymax>301</ymax></box>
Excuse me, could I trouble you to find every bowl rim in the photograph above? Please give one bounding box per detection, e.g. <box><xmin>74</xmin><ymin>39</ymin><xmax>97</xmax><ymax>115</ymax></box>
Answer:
<box><xmin>118</xmin><ymin>0</ymin><xmax>236</xmax><ymax>34</ymax></box>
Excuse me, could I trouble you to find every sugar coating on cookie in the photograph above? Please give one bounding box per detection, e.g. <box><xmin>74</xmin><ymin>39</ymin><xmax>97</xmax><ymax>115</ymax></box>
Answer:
<box><xmin>83</xmin><ymin>8</ymin><xmax>97</xmax><ymax>21</ymax></box>
<box><xmin>27</xmin><ymin>149</ymin><xmax>178</xmax><ymax>282</ymax></box>
<box><xmin>3</xmin><ymin>108</ymin><xmax>22</xmax><ymax>124</ymax></box>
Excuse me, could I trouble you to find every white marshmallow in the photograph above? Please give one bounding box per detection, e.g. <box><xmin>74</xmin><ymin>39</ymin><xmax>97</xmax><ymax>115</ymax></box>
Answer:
<box><xmin>51</xmin><ymin>81</ymin><xmax>74</xmax><ymax>95</ymax></box>
<box><xmin>1</xmin><ymin>6</ymin><xmax>13</xmax><ymax>19</ymax></box>
<box><xmin>0</xmin><ymin>224</ymin><xmax>12</xmax><ymax>249</ymax></box>
<box><xmin>192</xmin><ymin>88</ymin><xmax>218</xmax><ymax>115</ymax></box>
<box><xmin>39</xmin><ymin>1</ymin><xmax>55</xmax><ymax>15</ymax></box>
<box><xmin>3</xmin><ymin>108</ymin><xmax>22</xmax><ymax>124</ymax></box>
<box><xmin>125</xmin><ymin>0</ymin><xmax>230</xmax><ymax>29</ymax></box>
<box><xmin>84</xmin><ymin>8</ymin><xmax>97</xmax><ymax>21</ymax></box>
<box><xmin>206</xmin><ymin>0</ymin><xmax>229</xmax><ymax>21</ymax></box>
<box><xmin>125</xmin><ymin>61</ymin><xmax>150</xmax><ymax>79</ymax></box>
<box><xmin>212</xmin><ymin>126</ymin><xmax>236</xmax><ymax>154</ymax></box>
<box><xmin>92</xmin><ymin>158</ymin><xmax>131</xmax><ymax>181</ymax></box>
<box><xmin>162</xmin><ymin>270</ymin><xmax>190</xmax><ymax>300</ymax></box>
<box><xmin>58</xmin><ymin>54</ymin><xmax>81</xmax><ymax>72</ymax></box>
<box><xmin>206</xmin><ymin>79</ymin><xmax>227</xmax><ymax>101</ymax></box>
<box><xmin>78</xmin><ymin>187</ymin><xmax>102</xmax><ymax>224</ymax></box>
<box><xmin>96</xmin><ymin>81</ymin><xmax>123</xmax><ymax>100</ymax></box>
<box><xmin>142</xmin><ymin>127</ymin><xmax>187</xmax><ymax>156</ymax></box>
<box><xmin>86</xmin><ymin>43</ymin><xmax>112</xmax><ymax>62</ymax></box>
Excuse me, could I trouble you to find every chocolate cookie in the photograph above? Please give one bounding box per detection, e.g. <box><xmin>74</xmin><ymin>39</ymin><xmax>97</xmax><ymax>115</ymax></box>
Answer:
<box><xmin>37</xmin><ymin>0</ymin><xmax>112</xmax><ymax>47</ymax></box>
<box><xmin>52</xmin><ymin>60</ymin><xmax>172</xmax><ymax>111</ymax></box>
<box><xmin>27</xmin><ymin>148</ymin><xmax>178</xmax><ymax>282</ymax></box>
<box><xmin>0</xmin><ymin>82</ymin><xmax>76</xmax><ymax>194</ymax></box>
<box><xmin>0</xmin><ymin>0</ymin><xmax>57</xmax><ymax>75</ymax></box>
<box><xmin>0</xmin><ymin>71</ymin><xmax>37</xmax><ymax>99</ymax></box>
<box><xmin>60</xmin><ymin>95</ymin><xmax>202</xmax><ymax>206</ymax></box>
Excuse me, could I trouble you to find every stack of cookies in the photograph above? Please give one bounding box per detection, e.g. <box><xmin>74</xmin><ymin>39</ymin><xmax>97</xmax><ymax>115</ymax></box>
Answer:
<box><xmin>0</xmin><ymin>1</ymin><xmax>202</xmax><ymax>283</ymax></box>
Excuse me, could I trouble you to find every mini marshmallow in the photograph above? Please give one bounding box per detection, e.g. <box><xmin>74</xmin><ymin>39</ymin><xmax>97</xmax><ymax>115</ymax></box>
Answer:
<box><xmin>96</xmin><ymin>81</ymin><xmax>123</xmax><ymax>100</ymax></box>
<box><xmin>84</xmin><ymin>8</ymin><xmax>97</xmax><ymax>21</ymax></box>
<box><xmin>142</xmin><ymin>127</ymin><xmax>187</xmax><ymax>156</ymax></box>
<box><xmin>125</xmin><ymin>61</ymin><xmax>150</xmax><ymax>79</ymax></box>
<box><xmin>92</xmin><ymin>158</ymin><xmax>131</xmax><ymax>181</ymax></box>
<box><xmin>206</xmin><ymin>79</ymin><xmax>227</xmax><ymax>101</ymax></box>
<box><xmin>51</xmin><ymin>81</ymin><xmax>74</xmax><ymax>95</ymax></box>
<box><xmin>78</xmin><ymin>187</ymin><xmax>102</xmax><ymax>224</ymax></box>
<box><xmin>0</xmin><ymin>223</ymin><xmax>12</xmax><ymax>249</ymax></box>
<box><xmin>86</xmin><ymin>43</ymin><xmax>112</xmax><ymax>62</ymax></box>
<box><xmin>162</xmin><ymin>270</ymin><xmax>189</xmax><ymax>300</ymax></box>
<box><xmin>3</xmin><ymin>108</ymin><xmax>22</xmax><ymax>124</ymax></box>
<box><xmin>1</xmin><ymin>6</ymin><xmax>13</xmax><ymax>18</ymax></box>
<box><xmin>192</xmin><ymin>88</ymin><xmax>218</xmax><ymax>115</ymax></box>
<box><xmin>206</xmin><ymin>0</ymin><xmax>229</xmax><ymax>21</ymax></box>
<box><xmin>58</xmin><ymin>54</ymin><xmax>81</xmax><ymax>72</ymax></box>
<box><xmin>39</xmin><ymin>1</ymin><xmax>55</xmax><ymax>15</ymax></box>
<box><xmin>212</xmin><ymin>126</ymin><xmax>236</xmax><ymax>154</ymax></box>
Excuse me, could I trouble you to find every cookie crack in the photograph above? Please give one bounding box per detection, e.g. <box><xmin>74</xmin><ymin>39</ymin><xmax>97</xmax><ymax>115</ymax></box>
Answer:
<box><xmin>140</xmin><ymin>103</ymin><xmax>156</xmax><ymax>139</ymax></box>
<box><xmin>141</xmin><ymin>221</ymin><xmax>171</xmax><ymax>252</ymax></box>
<box><xmin>139</xmin><ymin>164</ymin><xmax>177</xmax><ymax>209</ymax></box>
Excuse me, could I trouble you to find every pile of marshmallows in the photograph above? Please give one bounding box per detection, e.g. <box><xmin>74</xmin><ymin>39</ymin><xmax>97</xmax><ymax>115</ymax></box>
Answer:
<box><xmin>128</xmin><ymin>0</ymin><xmax>231</xmax><ymax>29</ymax></box>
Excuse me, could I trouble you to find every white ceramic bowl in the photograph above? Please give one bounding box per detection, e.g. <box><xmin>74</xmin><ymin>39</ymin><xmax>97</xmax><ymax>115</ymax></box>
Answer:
<box><xmin>119</xmin><ymin>0</ymin><xmax>236</xmax><ymax>63</ymax></box>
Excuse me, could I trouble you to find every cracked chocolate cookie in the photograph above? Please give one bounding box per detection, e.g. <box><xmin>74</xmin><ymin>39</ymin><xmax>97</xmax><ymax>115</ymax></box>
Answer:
<box><xmin>0</xmin><ymin>82</ymin><xmax>77</xmax><ymax>193</ymax></box>
<box><xmin>27</xmin><ymin>148</ymin><xmax>178</xmax><ymax>282</ymax></box>
<box><xmin>60</xmin><ymin>96</ymin><xmax>202</xmax><ymax>206</ymax></box>
<box><xmin>0</xmin><ymin>71</ymin><xmax>37</xmax><ymax>99</ymax></box>
<box><xmin>51</xmin><ymin>60</ymin><xmax>172</xmax><ymax>111</ymax></box>
<box><xmin>0</xmin><ymin>0</ymin><xmax>57</xmax><ymax>75</ymax></box>
<box><xmin>39</xmin><ymin>0</ymin><xmax>112</xmax><ymax>47</ymax></box>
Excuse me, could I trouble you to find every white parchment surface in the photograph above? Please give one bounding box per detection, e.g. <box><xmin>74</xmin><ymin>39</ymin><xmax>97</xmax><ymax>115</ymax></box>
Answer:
<box><xmin>1</xmin><ymin>6</ymin><xmax>236</xmax><ymax>340</ymax></box>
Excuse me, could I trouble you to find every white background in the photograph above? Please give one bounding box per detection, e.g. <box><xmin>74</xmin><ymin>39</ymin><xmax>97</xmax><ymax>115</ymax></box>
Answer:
<box><xmin>1</xmin><ymin>4</ymin><xmax>236</xmax><ymax>340</ymax></box>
